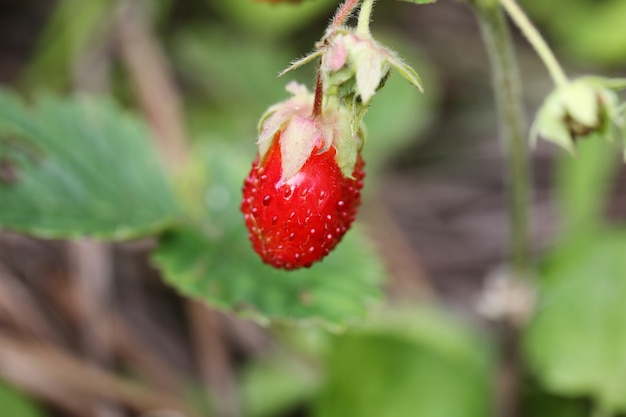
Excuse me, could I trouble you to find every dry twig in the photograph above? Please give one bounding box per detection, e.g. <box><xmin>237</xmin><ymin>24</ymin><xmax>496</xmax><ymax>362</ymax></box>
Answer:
<box><xmin>0</xmin><ymin>332</ymin><xmax>201</xmax><ymax>417</ymax></box>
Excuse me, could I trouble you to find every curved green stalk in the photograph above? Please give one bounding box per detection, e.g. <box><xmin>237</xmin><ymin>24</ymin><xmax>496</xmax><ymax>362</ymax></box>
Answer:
<box><xmin>357</xmin><ymin>0</ymin><xmax>375</xmax><ymax>34</ymax></box>
<box><xmin>499</xmin><ymin>0</ymin><xmax>568</xmax><ymax>87</ymax></box>
<box><xmin>471</xmin><ymin>1</ymin><xmax>532</xmax><ymax>278</ymax></box>
<box><xmin>468</xmin><ymin>7</ymin><xmax>530</xmax><ymax>417</ymax></box>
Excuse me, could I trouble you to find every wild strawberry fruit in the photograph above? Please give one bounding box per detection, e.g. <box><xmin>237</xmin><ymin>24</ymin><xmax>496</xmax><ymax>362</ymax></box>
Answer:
<box><xmin>241</xmin><ymin>136</ymin><xmax>364</xmax><ymax>269</ymax></box>
<box><xmin>241</xmin><ymin>82</ymin><xmax>364</xmax><ymax>269</ymax></box>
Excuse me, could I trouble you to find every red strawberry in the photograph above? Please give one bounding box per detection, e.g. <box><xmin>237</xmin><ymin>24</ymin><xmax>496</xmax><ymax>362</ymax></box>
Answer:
<box><xmin>241</xmin><ymin>130</ymin><xmax>365</xmax><ymax>270</ymax></box>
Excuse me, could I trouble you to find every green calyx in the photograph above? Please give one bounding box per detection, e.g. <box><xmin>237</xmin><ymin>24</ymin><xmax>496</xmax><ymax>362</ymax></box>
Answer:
<box><xmin>260</xmin><ymin>1</ymin><xmax>424</xmax><ymax>181</ymax></box>
<box><xmin>257</xmin><ymin>83</ymin><xmax>363</xmax><ymax>181</ymax></box>
<box><xmin>320</xmin><ymin>28</ymin><xmax>423</xmax><ymax>104</ymax></box>
<box><xmin>321</xmin><ymin>98</ymin><xmax>365</xmax><ymax>179</ymax></box>
<box><xmin>531</xmin><ymin>77</ymin><xmax>626</xmax><ymax>156</ymax></box>
<box><xmin>279</xmin><ymin>24</ymin><xmax>423</xmax><ymax>135</ymax></box>
<box><xmin>316</xmin><ymin>28</ymin><xmax>422</xmax><ymax>139</ymax></box>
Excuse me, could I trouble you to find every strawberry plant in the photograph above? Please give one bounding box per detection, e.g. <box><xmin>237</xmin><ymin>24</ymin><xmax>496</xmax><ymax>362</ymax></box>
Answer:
<box><xmin>1</xmin><ymin>0</ymin><xmax>626</xmax><ymax>416</ymax></box>
<box><xmin>239</xmin><ymin>0</ymin><xmax>423</xmax><ymax>267</ymax></box>
<box><xmin>241</xmin><ymin>83</ymin><xmax>366</xmax><ymax>269</ymax></box>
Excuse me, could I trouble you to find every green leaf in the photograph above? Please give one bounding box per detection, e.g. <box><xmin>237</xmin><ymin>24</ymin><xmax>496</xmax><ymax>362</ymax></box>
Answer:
<box><xmin>0</xmin><ymin>382</ymin><xmax>46</xmax><ymax>417</ymax></box>
<box><xmin>209</xmin><ymin>0</ymin><xmax>338</xmax><ymax>38</ymax></box>
<box><xmin>240</xmin><ymin>352</ymin><xmax>322</xmax><ymax>417</ymax></box>
<box><xmin>313</xmin><ymin>307</ymin><xmax>494</xmax><ymax>417</ymax></box>
<box><xmin>524</xmin><ymin>230</ymin><xmax>626</xmax><ymax>413</ymax></box>
<box><xmin>152</xmin><ymin>143</ymin><xmax>384</xmax><ymax>328</ymax></box>
<box><xmin>522</xmin><ymin>382</ymin><xmax>588</xmax><ymax>417</ymax></box>
<box><xmin>0</xmin><ymin>90</ymin><xmax>179</xmax><ymax>240</ymax></box>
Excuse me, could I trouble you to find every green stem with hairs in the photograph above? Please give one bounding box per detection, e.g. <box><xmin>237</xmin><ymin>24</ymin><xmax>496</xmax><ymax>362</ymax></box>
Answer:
<box><xmin>471</xmin><ymin>0</ymin><xmax>532</xmax><ymax>279</ymax></box>
<box><xmin>331</xmin><ymin>0</ymin><xmax>361</xmax><ymax>27</ymax></box>
<box><xmin>357</xmin><ymin>0</ymin><xmax>375</xmax><ymax>34</ymax></box>
<box><xmin>312</xmin><ymin>64</ymin><xmax>324</xmax><ymax>117</ymax></box>
<box><xmin>499</xmin><ymin>0</ymin><xmax>568</xmax><ymax>87</ymax></box>
<box><xmin>470</xmin><ymin>5</ymin><xmax>531</xmax><ymax>416</ymax></box>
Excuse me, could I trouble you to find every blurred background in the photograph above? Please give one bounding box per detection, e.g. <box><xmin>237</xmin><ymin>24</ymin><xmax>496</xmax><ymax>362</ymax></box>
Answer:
<box><xmin>1</xmin><ymin>0</ymin><xmax>626</xmax><ymax>416</ymax></box>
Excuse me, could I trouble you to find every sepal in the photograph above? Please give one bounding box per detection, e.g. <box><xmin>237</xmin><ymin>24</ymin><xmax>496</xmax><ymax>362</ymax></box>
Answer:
<box><xmin>531</xmin><ymin>77</ymin><xmax>624</xmax><ymax>155</ymax></box>
<box><xmin>257</xmin><ymin>83</ymin><xmax>363</xmax><ymax>182</ymax></box>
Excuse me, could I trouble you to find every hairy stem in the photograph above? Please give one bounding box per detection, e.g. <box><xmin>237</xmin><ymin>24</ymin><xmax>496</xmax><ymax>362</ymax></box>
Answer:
<box><xmin>472</xmin><ymin>4</ymin><xmax>533</xmax><ymax>417</ymax></box>
<box><xmin>472</xmin><ymin>0</ymin><xmax>531</xmax><ymax>279</ymax></box>
<box><xmin>357</xmin><ymin>0</ymin><xmax>375</xmax><ymax>34</ymax></box>
<box><xmin>312</xmin><ymin>65</ymin><xmax>324</xmax><ymax>117</ymax></box>
<box><xmin>331</xmin><ymin>0</ymin><xmax>361</xmax><ymax>27</ymax></box>
<box><xmin>499</xmin><ymin>0</ymin><xmax>568</xmax><ymax>87</ymax></box>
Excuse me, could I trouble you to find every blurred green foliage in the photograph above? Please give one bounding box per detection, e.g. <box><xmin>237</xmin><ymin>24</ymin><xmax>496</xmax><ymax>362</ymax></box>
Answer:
<box><xmin>240</xmin><ymin>350</ymin><xmax>322</xmax><ymax>417</ymax></box>
<box><xmin>171</xmin><ymin>26</ymin><xmax>304</xmax><ymax>142</ymax></box>
<box><xmin>522</xmin><ymin>383</ymin><xmax>588</xmax><ymax>417</ymax></box>
<box><xmin>525</xmin><ymin>229</ymin><xmax>626</xmax><ymax>414</ymax></box>
<box><xmin>524</xmin><ymin>0</ymin><xmax>626</xmax><ymax>66</ymax></box>
<box><xmin>401</xmin><ymin>0</ymin><xmax>439</xmax><ymax>4</ymax></box>
<box><xmin>209</xmin><ymin>0</ymin><xmax>338</xmax><ymax>37</ymax></box>
<box><xmin>314</xmin><ymin>308</ymin><xmax>494</xmax><ymax>417</ymax></box>
<box><xmin>524</xmin><ymin>139</ymin><xmax>626</xmax><ymax>412</ymax></box>
<box><xmin>20</xmin><ymin>0</ymin><xmax>111</xmax><ymax>92</ymax></box>
<box><xmin>555</xmin><ymin>138</ymin><xmax>620</xmax><ymax>238</ymax></box>
<box><xmin>0</xmin><ymin>383</ymin><xmax>46</xmax><ymax>417</ymax></box>
<box><xmin>515</xmin><ymin>2</ymin><xmax>626</xmax><ymax>409</ymax></box>
<box><xmin>237</xmin><ymin>307</ymin><xmax>494</xmax><ymax>417</ymax></box>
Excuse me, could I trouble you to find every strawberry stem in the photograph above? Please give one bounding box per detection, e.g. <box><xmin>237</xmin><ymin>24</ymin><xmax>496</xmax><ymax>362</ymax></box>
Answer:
<box><xmin>312</xmin><ymin>65</ymin><xmax>324</xmax><ymax>117</ymax></box>
<box><xmin>472</xmin><ymin>1</ymin><xmax>531</xmax><ymax>280</ymax></box>
<box><xmin>331</xmin><ymin>0</ymin><xmax>362</xmax><ymax>28</ymax></box>
<box><xmin>356</xmin><ymin>0</ymin><xmax>375</xmax><ymax>35</ymax></box>
<box><xmin>499</xmin><ymin>0</ymin><xmax>568</xmax><ymax>87</ymax></box>
<box><xmin>470</xmin><ymin>7</ymin><xmax>532</xmax><ymax>417</ymax></box>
